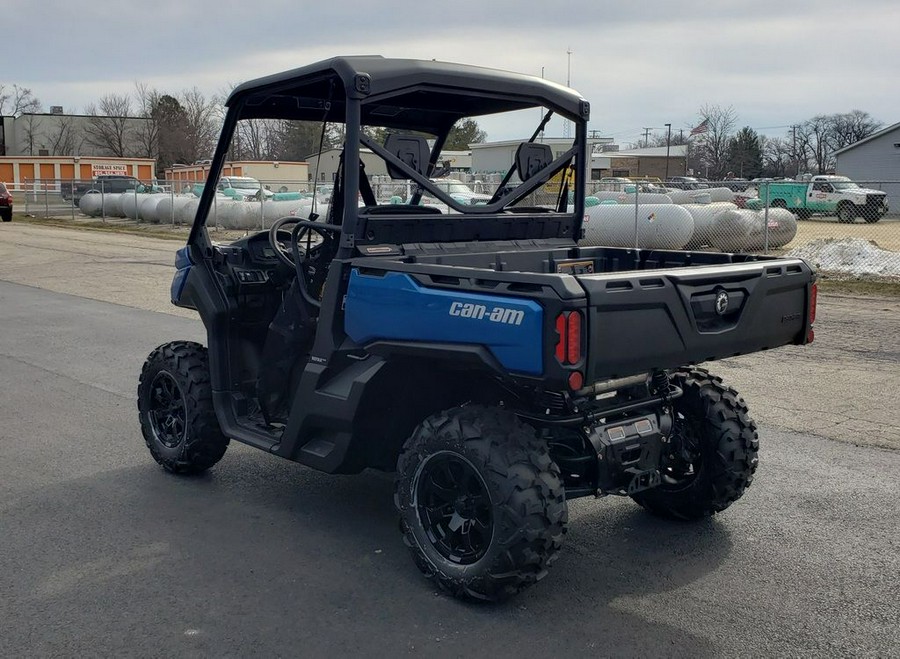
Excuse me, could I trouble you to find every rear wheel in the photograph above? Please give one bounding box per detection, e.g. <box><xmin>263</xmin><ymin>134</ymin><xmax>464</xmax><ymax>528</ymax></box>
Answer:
<box><xmin>395</xmin><ymin>405</ymin><xmax>568</xmax><ymax>601</ymax></box>
<box><xmin>836</xmin><ymin>202</ymin><xmax>856</xmax><ymax>223</ymax></box>
<box><xmin>631</xmin><ymin>368</ymin><xmax>759</xmax><ymax>520</ymax></box>
<box><xmin>137</xmin><ymin>341</ymin><xmax>229</xmax><ymax>474</ymax></box>
<box><xmin>1</xmin><ymin>209</ymin><xmax>11</xmax><ymax>222</ymax></box>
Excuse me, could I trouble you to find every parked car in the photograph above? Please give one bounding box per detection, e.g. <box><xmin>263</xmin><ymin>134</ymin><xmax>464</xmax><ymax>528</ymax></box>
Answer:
<box><xmin>217</xmin><ymin>176</ymin><xmax>275</xmax><ymax>200</ymax></box>
<box><xmin>429</xmin><ymin>178</ymin><xmax>492</xmax><ymax>205</ymax></box>
<box><xmin>665</xmin><ymin>176</ymin><xmax>709</xmax><ymax>190</ymax></box>
<box><xmin>596</xmin><ymin>176</ymin><xmax>634</xmax><ymax>192</ymax></box>
<box><xmin>0</xmin><ymin>182</ymin><xmax>12</xmax><ymax>221</ymax></box>
<box><xmin>723</xmin><ymin>178</ymin><xmax>750</xmax><ymax>192</ymax></box>
<box><xmin>73</xmin><ymin>175</ymin><xmax>142</xmax><ymax>205</ymax></box>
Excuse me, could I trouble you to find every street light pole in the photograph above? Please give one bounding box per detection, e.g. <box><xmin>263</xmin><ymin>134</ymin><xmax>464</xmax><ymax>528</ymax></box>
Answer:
<box><xmin>664</xmin><ymin>123</ymin><xmax>672</xmax><ymax>181</ymax></box>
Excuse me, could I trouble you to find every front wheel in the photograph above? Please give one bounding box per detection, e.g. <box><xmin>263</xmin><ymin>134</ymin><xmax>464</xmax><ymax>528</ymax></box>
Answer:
<box><xmin>137</xmin><ymin>341</ymin><xmax>229</xmax><ymax>474</ymax></box>
<box><xmin>0</xmin><ymin>209</ymin><xmax>11</xmax><ymax>222</ymax></box>
<box><xmin>631</xmin><ymin>368</ymin><xmax>759</xmax><ymax>520</ymax></box>
<box><xmin>836</xmin><ymin>203</ymin><xmax>856</xmax><ymax>223</ymax></box>
<box><xmin>395</xmin><ymin>405</ymin><xmax>568</xmax><ymax>601</ymax></box>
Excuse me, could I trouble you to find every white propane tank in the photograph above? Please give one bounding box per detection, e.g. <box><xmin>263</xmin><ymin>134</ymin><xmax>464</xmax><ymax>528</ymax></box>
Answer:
<box><xmin>78</xmin><ymin>193</ymin><xmax>103</xmax><ymax>217</ymax></box>
<box><xmin>681</xmin><ymin>202</ymin><xmax>738</xmax><ymax>248</ymax></box>
<box><xmin>589</xmin><ymin>191</ymin><xmax>673</xmax><ymax>205</ymax></box>
<box><xmin>119</xmin><ymin>192</ymin><xmax>145</xmax><ymax>219</ymax></box>
<box><xmin>708</xmin><ymin>208</ymin><xmax>798</xmax><ymax>251</ymax></box>
<box><xmin>139</xmin><ymin>195</ymin><xmax>166</xmax><ymax>223</ymax></box>
<box><xmin>581</xmin><ymin>203</ymin><xmax>695</xmax><ymax>249</ymax></box>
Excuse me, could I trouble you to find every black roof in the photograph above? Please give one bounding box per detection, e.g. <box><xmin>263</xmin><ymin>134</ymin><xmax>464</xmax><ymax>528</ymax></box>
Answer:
<box><xmin>226</xmin><ymin>56</ymin><xmax>588</xmax><ymax>133</ymax></box>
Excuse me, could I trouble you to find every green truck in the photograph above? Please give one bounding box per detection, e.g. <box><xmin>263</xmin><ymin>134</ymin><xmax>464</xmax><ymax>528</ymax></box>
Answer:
<box><xmin>752</xmin><ymin>175</ymin><xmax>888</xmax><ymax>223</ymax></box>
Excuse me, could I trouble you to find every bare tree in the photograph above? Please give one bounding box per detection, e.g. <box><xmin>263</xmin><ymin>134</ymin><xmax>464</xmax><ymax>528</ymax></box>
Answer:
<box><xmin>797</xmin><ymin>115</ymin><xmax>832</xmax><ymax>174</ymax></box>
<box><xmin>46</xmin><ymin>114</ymin><xmax>82</xmax><ymax>156</ymax></box>
<box><xmin>0</xmin><ymin>84</ymin><xmax>42</xmax><ymax>115</ymax></box>
<box><xmin>180</xmin><ymin>87</ymin><xmax>219</xmax><ymax>163</ymax></box>
<box><xmin>761</xmin><ymin>135</ymin><xmax>794</xmax><ymax>178</ymax></box>
<box><xmin>20</xmin><ymin>114</ymin><xmax>42</xmax><ymax>155</ymax></box>
<box><xmin>84</xmin><ymin>93</ymin><xmax>133</xmax><ymax>157</ymax></box>
<box><xmin>133</xmin><ymin>82</ymin><xmax>160</xmax><ymax>159</ymax></box>
<box><xmin>689</xmin><ymin>104</ymin><xmax>738</xmax><ymax>179</ymax></box>
<box><xmin>828</xmin><ymin>110</ymin><xmax>882</xmax><ymax>151</ymax></box>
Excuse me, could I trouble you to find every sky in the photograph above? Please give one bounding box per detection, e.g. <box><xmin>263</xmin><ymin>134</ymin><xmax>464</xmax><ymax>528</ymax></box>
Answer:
<box><xmin>4</xmin><ymin>0</ymin><xmax>898</xmax><ymax>146</ymax></box>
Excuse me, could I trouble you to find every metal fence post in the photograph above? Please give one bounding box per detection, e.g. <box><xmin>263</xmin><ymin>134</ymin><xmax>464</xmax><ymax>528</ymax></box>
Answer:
<box><xmin>763</xmin><ymin>182</ymin><xmax>770</xmax><ymax>254</ymax></box>
<box><xmin>633</xmin><ymin>183</ymin><xmax>640</xmax><ymax>249</ymax></box>
<box><xmin>100</xmin><ymin>179</ymin><xmax>106</xmax><ymax>222</ymax></box>
<box><xmin>260</xmin><ymin>181</ymin><xmax>265</xmax><ymax>230</ymax></box>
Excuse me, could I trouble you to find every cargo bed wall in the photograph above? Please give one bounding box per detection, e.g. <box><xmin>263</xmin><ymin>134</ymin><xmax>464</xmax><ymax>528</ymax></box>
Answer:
<box><xmin>579</xmin><ymin>259</ymin><xmax>813</xmax><ymax>380</ymax></box>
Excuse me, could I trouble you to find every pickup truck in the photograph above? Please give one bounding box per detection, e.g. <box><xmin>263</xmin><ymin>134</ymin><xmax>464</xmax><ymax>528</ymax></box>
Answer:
<box><xmin>69</xmin><ymin>175</ymin><xmax>141</xmax><ymax>205</ymax></box>
<box><xmin>754</xmin><ymin>175</ymin><xmax>888</xmax><ymax>223</ymax></box>
<box><xmin>138</xmin><ymin>56</ymin><xmax>816</xmax><ymax>601</ymax></box>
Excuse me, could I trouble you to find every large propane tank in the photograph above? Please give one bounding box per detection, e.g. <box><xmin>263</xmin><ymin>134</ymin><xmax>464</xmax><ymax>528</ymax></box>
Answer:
<box><xmin>681</xmin><ymin>202</ymin><xmax>738</xmax><ymax>248</ymax></box>
<box><xmin>156</xmin><ymin>195</ymin><xmax>194</xmax><ymax>224</ymax></box>
<box><xmin>708</xmin><ymin>208</ymin><xmax>797</xmax><ymax>251</ymax></box>
<box><xmin>119</xmin><ymin>192</ymin><xmax>146</xmax><ymax>219</ymax></box>
<box><xmin>79</xmin><ymin>193</ymin><xmax>125</xmax><ymax>217</ymax></box>
<box><xmin>589</xmin><ymin>191</ymin><xmax>673</xmax><ymax>205</ymax></box>
<box><xmin>580</xmin><ymin>203</ymin><xmax>695</xmax><ymax>249</ymax></box>
<box><xmin>139</xmin><ymin>195</ymin><xmax>166</xmax><ymax>223</ymax></box>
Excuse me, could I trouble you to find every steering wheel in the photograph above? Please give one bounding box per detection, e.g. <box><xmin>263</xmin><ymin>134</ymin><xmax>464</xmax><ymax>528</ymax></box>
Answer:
<box><xmin>268</xmin><ymin>217</ymin><xmax>342</xmax><ymax>308</ymax></box>
<box><xmin>268</xmin><ymin>217</ymin><xmax>340</xmax><ymax>269</ymax></box>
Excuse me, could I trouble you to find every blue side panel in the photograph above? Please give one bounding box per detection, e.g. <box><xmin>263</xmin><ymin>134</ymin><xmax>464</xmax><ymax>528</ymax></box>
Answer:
<box><xmin>170</xmin><ymin>246</ymin><xmax>192</xmax><ymax>304</ymax></box>
<box><xmin>345</xmin><ymin>269</ymin><xmax>543</xmax><ymax>375</ymax></box>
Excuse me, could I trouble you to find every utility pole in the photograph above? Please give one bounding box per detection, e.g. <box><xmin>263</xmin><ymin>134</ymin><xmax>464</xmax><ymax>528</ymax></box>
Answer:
<box><xmin>792</xmin><ymin>124</ymin><xmax>798</xmax><ymax>177</ymax></box>
<box><xmin>642</xmin><ymin>127</ymin><xmax>653</xmax><ymax>148</ymax></box>
<box><xmin>563</xmin><ymin>47</ymin><xmax>573</xmax><ymax>138</ymax></box>
<box><xmin>664</xmin><ymin>123</ymin><xmax>672</xmax><ymax>181</ymax></box>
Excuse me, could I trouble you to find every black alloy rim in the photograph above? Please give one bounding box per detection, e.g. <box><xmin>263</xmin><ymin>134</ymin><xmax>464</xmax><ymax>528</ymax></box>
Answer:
<box><xmin>148</xmin><ymin>371</ymin><xmax>187</xmax><ymax>449</ymax></box>
<box><xmin>416</xmin><ymin>453</ymin><xmax>493</xmax><ymax>565</ymax></box>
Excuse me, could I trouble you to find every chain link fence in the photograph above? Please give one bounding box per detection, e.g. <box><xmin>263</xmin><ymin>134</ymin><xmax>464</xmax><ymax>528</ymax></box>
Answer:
<box><xmin>20</xmin><ymin>175</ymin><xmax>900</xmax><ymax>280</ymax></box>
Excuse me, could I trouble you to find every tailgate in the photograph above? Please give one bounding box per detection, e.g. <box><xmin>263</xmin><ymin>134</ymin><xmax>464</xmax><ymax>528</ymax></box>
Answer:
<box><xmin>577</xmin><ymin>259</ymin><xmax>814</xmax><ymax>380</ymax></box>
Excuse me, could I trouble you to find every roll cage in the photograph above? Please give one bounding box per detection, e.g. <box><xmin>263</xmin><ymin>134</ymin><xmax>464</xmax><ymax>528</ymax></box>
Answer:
<box><xmin>187</xmin><ymin>56</ymin><xmax>591</xmax><ymax>256</ymax></box>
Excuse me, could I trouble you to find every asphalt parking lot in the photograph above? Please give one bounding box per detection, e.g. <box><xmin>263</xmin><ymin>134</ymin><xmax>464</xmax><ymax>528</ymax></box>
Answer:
<box><xmin>0</xmin><ymin>223</ymin><xmax>898</xmax><ymax>656</ymax></box>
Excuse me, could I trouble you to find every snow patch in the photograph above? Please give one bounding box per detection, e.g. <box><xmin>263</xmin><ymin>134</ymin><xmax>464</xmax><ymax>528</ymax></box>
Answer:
<box><xmin>787</xmin><ymin>238</ymin><xmax>900</xmax><ymax>278</ymax></box>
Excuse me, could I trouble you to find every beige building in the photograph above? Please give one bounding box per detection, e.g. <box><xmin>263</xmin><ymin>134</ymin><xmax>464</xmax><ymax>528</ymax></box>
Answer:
<box><xmin>164</xmin><ymin>161</ymin><xmax>310</xmax><ymax>190</ymax></box>
<box><xmin>0</xmin><ymin>155</ymin><xmax>156</xmax><ymax>191</ymax></box>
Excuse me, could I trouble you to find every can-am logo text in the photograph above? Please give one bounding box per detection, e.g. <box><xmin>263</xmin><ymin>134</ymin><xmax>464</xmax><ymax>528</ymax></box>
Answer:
<box><xmin>449</xmin><ymin>301</ymin><xmax>524</xmax><ymax>326</ymax></box>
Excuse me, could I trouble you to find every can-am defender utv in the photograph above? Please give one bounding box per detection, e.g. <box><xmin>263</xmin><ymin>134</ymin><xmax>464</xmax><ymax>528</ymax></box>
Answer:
<box><xmin>138</xmin><ymin>56</ymin><xmax>816</xmax><ymax>601</ymax></box>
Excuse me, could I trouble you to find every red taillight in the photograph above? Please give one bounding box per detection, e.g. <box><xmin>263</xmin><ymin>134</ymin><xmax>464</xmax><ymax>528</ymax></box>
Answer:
<box><xmin>568</xmin><ymin>371</ymin><xmax>584</xmax><ymax>391</ymax></box>
<box><xmin>566</xmin><ymin>311</ymin><xmax>582</xmax><ymax>364</ymax></box>
<box><xmin>809</xmin><ymin>283</ymin><xmax>818</xmax><ymax>325</ymax></box>
<box><xmin>555</xmin><ymin>311</ymin><xmax>583</xmax><ymax>365</ymax></box>
<box><xmin>555</xmin><ymin>314</ymin><xmax>566</xmax><ymax>363</ymax></box>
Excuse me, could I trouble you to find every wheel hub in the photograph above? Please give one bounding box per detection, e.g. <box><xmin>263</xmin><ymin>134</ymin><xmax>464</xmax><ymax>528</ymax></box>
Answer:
<box><xmin>415</xmin><ymin>453</ymin><xmax>493</xmax><ymax>565</ymax></box>
<box><xmin>147</xmin><ymin>371</ymin><xmax>187</xmax><ymax>449</ymax></box>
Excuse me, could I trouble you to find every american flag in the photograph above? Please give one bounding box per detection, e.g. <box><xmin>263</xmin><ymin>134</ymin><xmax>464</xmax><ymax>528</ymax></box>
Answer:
<box><xmin>690</xmin><ymin>119</ymin><xmax>710</xmax><ymax>136</ymax></box>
